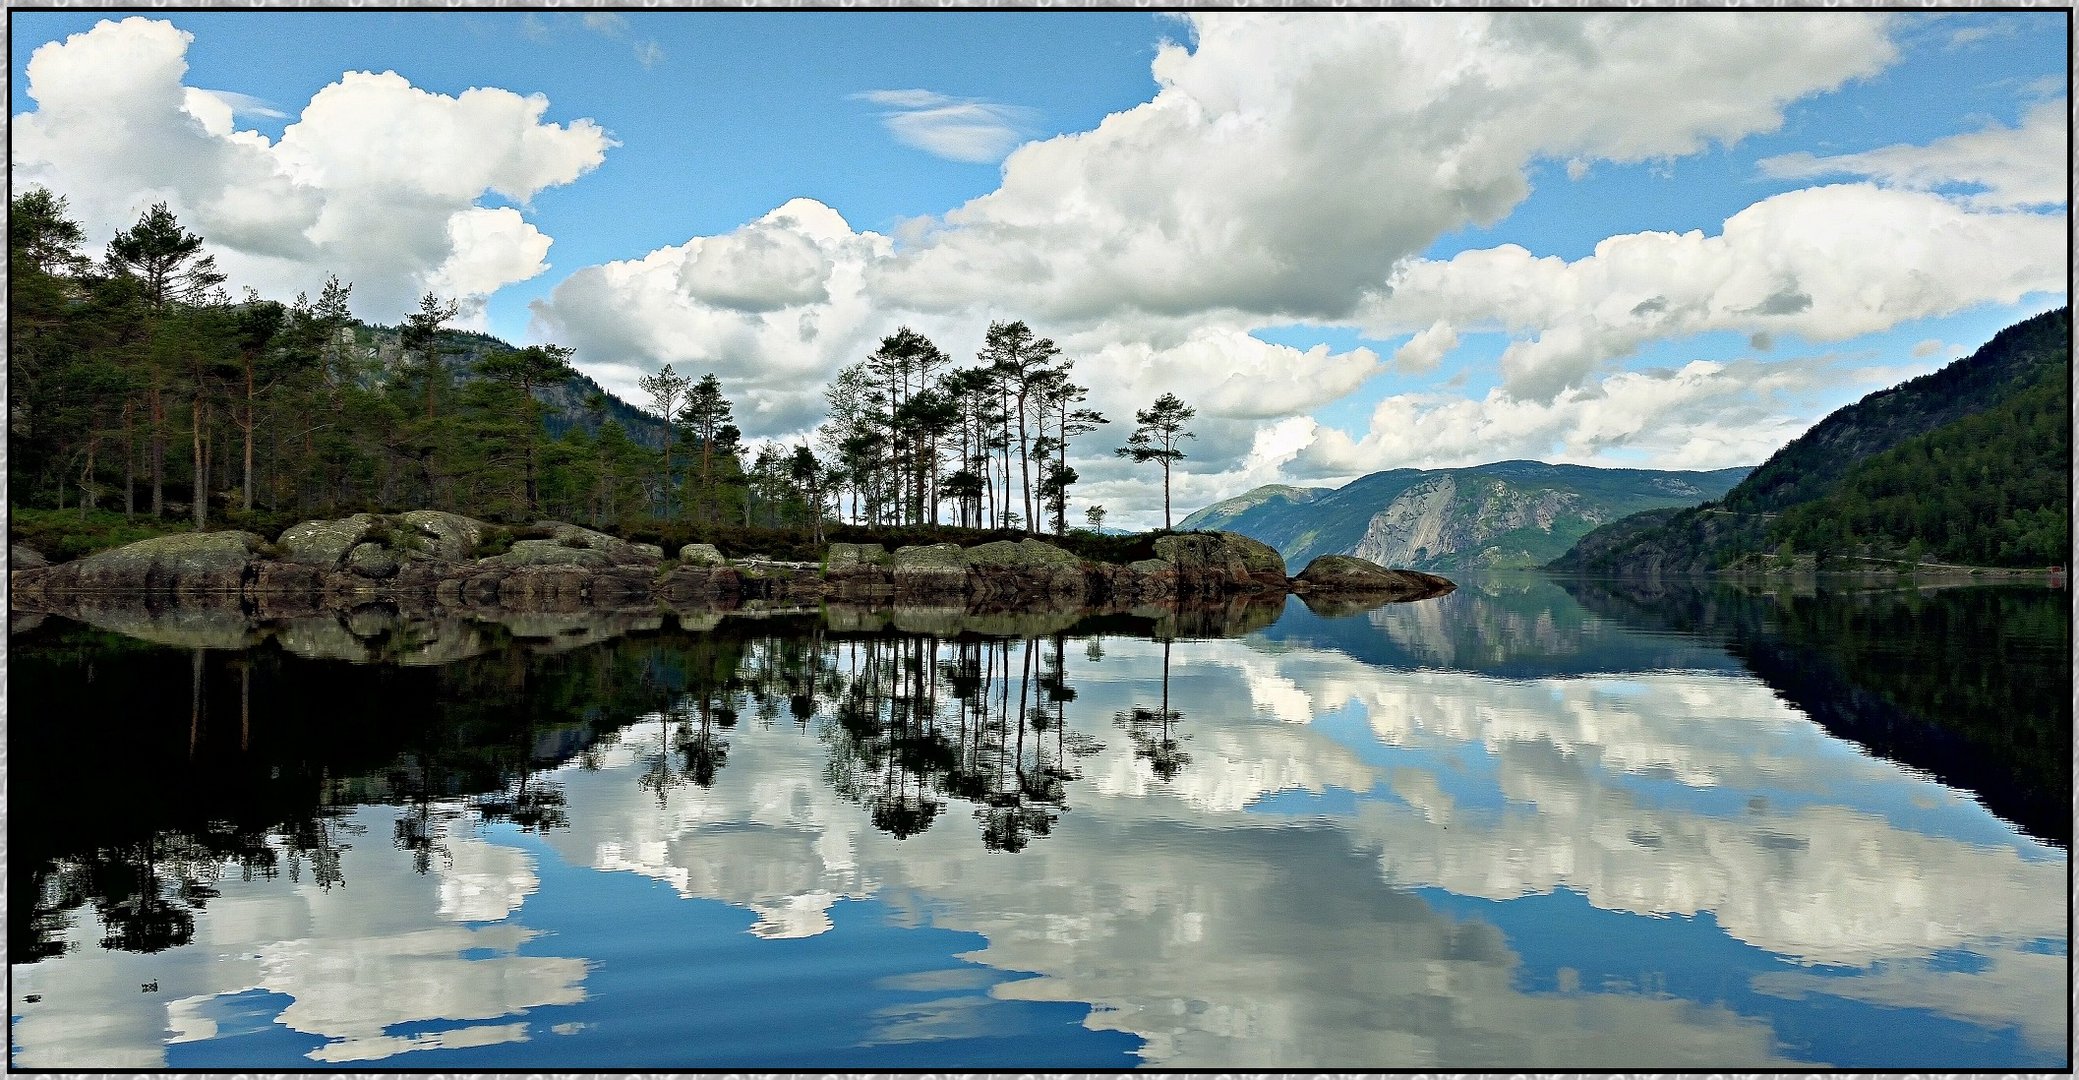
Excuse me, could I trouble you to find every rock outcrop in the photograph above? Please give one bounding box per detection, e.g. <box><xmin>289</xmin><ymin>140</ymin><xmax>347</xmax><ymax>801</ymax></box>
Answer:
<box><xmin>277</xmin><ymin>513</ymin><xmax>383</xmax><ymax>569</ymax></box>
<box><xmin>677</xmin><ymin>543</ymin><xmax>727</xmax><ymax>567</ymax></box>
<box><xmin>19</xmin><ymin>531</ymin><xmax>266</xmax><ymax>596</ymax></box>
<box><xmin>399</xmin><ymin>510</ymin><xmax>488</xmax><ymax>561</ymax></box>
<box><xmin>1293</xmin><ymin>554</ymin><xmax>1456</xmax><ymax>600</ymax></box>
<box><xmin>1151</xmin><ymin>531</ymin><xmax>1287</xmax><ymax>595</ymax></box>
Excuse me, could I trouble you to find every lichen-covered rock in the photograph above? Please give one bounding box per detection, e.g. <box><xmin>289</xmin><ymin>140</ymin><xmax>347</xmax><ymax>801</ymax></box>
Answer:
<box><xmin>1102</xmin><ymin>557</ymin><xmax>1180</xmax><ymax>603</ymax></box>
<box><xmin>1152</xmin><ymin>531</ymin><xmax>1286</xmax><ymax>588</ymax></box>
<box><xmin>1221</xmin><ymin>532</ymin><xmax>1286</xmax><ymax>579</ymax></box>
<box><xmin>822</xmin><ymin>543</ymin><xmax>892</xmax><ymax>600</ymax></box>
<box><xmin>11</xmin><ymin>545</ymin><xmax>49</xmax><ymax>570</ymax></box>
<box><xmin>961</xmin><ymin>539</ymin><xmax>1088</xmax><ymax>602</ymax></box>
<box><xmin>480</xmin><ymin>539</ymin><xmax>615</xmax><ymax>569</ymax></box>
<box><xmin>346</xmin><ymin>542</ymin><xmax>402</xmax><ymax>579</ymax></box>
<box><xmin>535</xmin><ymin>521</ymin><xmax>662</xmax><ymax>567</ymax></box>
<box><xmin>892</xmin><ymin>543</ymin><xmax>967</xmax><ymax>599</ymax></box>
<box><xmin>657</xmin><ymin>564</ymin><xmax>738</xmax><ymax>603</ymax></box>
<box><xmin>1294</xmin><ymin>554</ymin><xmax>1454</xmax><ymax>599</ymax></box>
<box><xmin>961</xmin><ymin>539</ymin><xmax>1081</xmax><ymax>569</ymax></box>
<box><xmin>250</xmin><ymin>561</ymin><xmax>324</xmax><ymax>594</ymax></box>
<box><xmin>23</xmin><ymin>530</ymin><xmax>267</xmax><ymax>594</ymax></box>
<box><xmin>397</xmin><ymin>510</ymin><xmax>489</xmax><ymax>562</ymax></box>
<box><xmin>276</xmin><ymin>514</ymin><xmax>382</xmax><ymax>568</ymax></box>
<box><xmin>892</xmin><ymin>543</ymin><xmax>965</xmax><ymax>571</ymax></box>
<box><xmin>587</xmin><ymin>567</ymin><xmax>656</xmax><ymax>607</ymax></box>
<box><xmin>678</xmin><ymin>543</ymin><xmax>727</xmax><ymax>567</ymax></box>
<box><xmin>824</xmin><ymin>543</ymin><xmax>886</xmax><ymax>570</ymax></box>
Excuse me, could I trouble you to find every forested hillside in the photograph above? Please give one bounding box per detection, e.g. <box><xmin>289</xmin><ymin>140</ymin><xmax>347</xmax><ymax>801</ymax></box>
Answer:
<box><xmin>1178</xmin><ymin>460</ymin><xmax>1750</xmax><ymax>571</ymax></box>
<box><xmin>1770</xmin><ymin>353</ymin><xmax>2067</xmax><ymax>566</ymax></box>
<box><xmin>346</xmin><ymin>323</ymin><xmax>669</xmax><ymax>446</ymax></box>
<box><xmin>6</xmin><ymin>191</ymin><xmax>758</xmax><ymax>546</ymax></box>
<box><xmin>1549</xmin><ymin>307</ymin><xmax>2070</xmax><ymax>575</ymax></box>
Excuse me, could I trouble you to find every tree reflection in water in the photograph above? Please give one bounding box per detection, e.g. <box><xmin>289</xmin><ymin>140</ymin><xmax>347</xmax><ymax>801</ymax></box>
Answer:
<box><xmin>810</xmin><ymin>632</ymin><xmax>1107</xmax><ymax>851</ymax></box>
<box><xmin>1116</xmin><ymin>638</ymin><xmax>1189</xmax><ymax>781</ymax></box>
<box><xmin>9</xmin><ymin>607</ymin><xmax>1227</xmax><ymax>962</ymax></box>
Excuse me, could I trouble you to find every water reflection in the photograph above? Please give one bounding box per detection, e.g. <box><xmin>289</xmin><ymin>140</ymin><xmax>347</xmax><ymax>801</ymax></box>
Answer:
<box><xmin>8</xmin><ymin>583</ymin><xmax>2067</xmax><ymax>1068</ymax></box>
<box><xmin>1556</xmin><ymin>575</ymin><xmax>2071</xmax><ymax>842</ymax></box>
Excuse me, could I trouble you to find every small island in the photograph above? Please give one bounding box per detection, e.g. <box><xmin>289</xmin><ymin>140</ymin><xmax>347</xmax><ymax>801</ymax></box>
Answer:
<box><xmin>8</xmin><ymin>510</ymin><xmax>1454</xmax><ymax>624</ymax></box>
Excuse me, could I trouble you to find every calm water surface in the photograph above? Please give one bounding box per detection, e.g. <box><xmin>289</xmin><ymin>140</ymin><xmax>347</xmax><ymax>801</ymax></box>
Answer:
<box><xmin>8</xmin><ymin>575</ymin><xmax>2069</xmax><ymax>1068</ymax></box>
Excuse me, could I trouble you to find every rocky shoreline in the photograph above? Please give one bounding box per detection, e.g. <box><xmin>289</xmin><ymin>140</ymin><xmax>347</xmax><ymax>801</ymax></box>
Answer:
<box><xmin>8</xmin><ymin>510</ymin><xmax>1455</xmax><ymax>618</ymax></box>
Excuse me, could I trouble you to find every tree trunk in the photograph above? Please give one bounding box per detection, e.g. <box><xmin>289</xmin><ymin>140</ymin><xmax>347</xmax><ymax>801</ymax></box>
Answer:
<box><xmin>1016</xmin><ymin>392</ymin><xmax>1032</xmax><ymax>533</ymax></box>
<box><xmin>660</xmin><ymin>424</ymin><xmax>673</xmax><ymax>518</ymax></box>
<box><xmin>150</xmin><ymin>378</ymin><xmax>164</xmax><ymax>518</ymax></box>
<box><xmin>700</xmin><ymin>436</ymin><xmax>713</xmax><ymax>525</ymax></box>
<box><xmin>123</xmin><ymin>400</ymin><xmax>136</xmax><ymax>519</ymax></box>
<box><xmin>1055</xmin><ymin>404</ymin><xmax>1068</xmax><ymax>536</ymax></box>
<box><xmin>79</xmin><ymin>436</ymin><xmax>97</xmax><ymax>517</ymax></box>
<box><xmin>193</xmin><ymin>397</ymin><xmax>207</xmax><ymax>529</ymax></box>
<box><xmin>1162</xmin><ymin>459</ymin><xmax>1172</xmax><ymax>530</ymax></box>
<box><xmin>242</xmin><ymin>358</ymin><xmax>255</xmax><ymax>512</ymax></box>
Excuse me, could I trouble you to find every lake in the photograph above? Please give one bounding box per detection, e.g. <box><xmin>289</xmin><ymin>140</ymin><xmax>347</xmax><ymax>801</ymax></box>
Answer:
<box><xmin>8</xmin><ymin>575</ymin><xmax>2068</xmax><ymax>1069</ymax></box>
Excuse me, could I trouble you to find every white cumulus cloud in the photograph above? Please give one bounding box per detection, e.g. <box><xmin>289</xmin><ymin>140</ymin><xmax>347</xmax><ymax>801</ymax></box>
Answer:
<box><xmin>869</xmin><ymin>11</ymin><xmax>1898</xmax><ymax>323</ymax></box>
<box><xmin>11</xmin><ymin>16</ymin><xmax>612</xmax><ymax>322</ymax></box>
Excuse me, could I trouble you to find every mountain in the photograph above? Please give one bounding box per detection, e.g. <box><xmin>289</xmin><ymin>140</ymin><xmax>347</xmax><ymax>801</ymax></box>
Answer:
<box><xmin>1549</xmin><ymin>307</ymin><xmax>2071</xmax><ymax>576</ymax></box>
<box><xmin>1178</xmin><ymin>461</ymin><xmax>1752</xmax><ymax>572</ymax></box>
<box><xmin>353</xmin><ymin>323</ymin><xmax>669</xmax><ymax>447</ymax></box>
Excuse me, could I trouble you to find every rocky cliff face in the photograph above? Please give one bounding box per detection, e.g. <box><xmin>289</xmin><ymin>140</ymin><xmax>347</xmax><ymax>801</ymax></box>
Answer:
<box><xmin>1351</xmin><ymin>476</ymin><xmax>1599</xmax><ymax>570</ymax></box>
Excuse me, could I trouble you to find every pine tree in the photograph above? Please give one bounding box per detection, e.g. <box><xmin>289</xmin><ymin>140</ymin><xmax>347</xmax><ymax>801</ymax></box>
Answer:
<box><xmin>477</xmin><ymin>344</ymin><xmax>577</xmax><ymax>514</ymax></box>
<box><xmin>637</xmin><ymin>363</ymin><xmax>689</xmax><ymax>516</ymax></box>
<box><xmin>680</xmin><ymin>373</ymin><xmax>736</xmax><ymax>524</ymax></box>
<box><xmin>1117</xmin><ymin>393</ymin><xmax>1195</xmax><ymax>530</ymax></box>
<box><xmin>106</xmin><ymin>203</ymin><xmax>227</xmax><ymax>518</ymax></box>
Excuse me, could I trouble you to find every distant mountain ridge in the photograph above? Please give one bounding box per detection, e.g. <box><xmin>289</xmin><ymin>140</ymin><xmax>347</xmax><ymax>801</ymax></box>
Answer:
<box><xmin>1179</xmin><ymin>460</ymin><xmax>1752</xmax><ymax>571</ymax></box>
<box><xmin>1549</xmin><ymin>307</ymin><xmax>2070</xmax><ymax>575</ymax></box>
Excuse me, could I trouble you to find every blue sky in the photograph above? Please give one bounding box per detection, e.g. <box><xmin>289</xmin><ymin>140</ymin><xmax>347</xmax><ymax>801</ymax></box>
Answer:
<box><xmin>10</xmin><ymin>10</ymin><xmax>2068</xmax><ymax>526</ymax></box>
